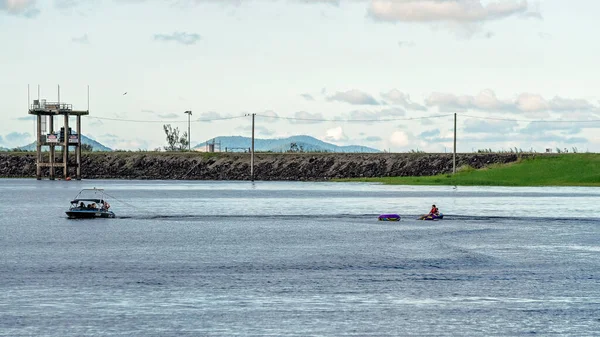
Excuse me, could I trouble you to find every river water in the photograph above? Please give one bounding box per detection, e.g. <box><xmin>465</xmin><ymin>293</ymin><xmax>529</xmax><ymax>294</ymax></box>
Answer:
<box><xmin>1</xmin><ymin>179</ymin><xmax>599</xmax><ymax>336</ymax></box>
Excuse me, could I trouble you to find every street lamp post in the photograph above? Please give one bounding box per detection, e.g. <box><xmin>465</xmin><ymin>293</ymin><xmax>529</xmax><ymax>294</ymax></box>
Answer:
<box><xmin>184</xmin><ymin>110</ymin><xmax>192</xmax><ymax>151</ymax></box>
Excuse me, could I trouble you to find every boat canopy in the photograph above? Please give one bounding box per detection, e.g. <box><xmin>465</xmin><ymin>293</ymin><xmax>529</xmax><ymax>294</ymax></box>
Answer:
<box><xmin>71</xmin><ymin>198</ymin><xmax>103</xmax><ymax>203</ymax></box>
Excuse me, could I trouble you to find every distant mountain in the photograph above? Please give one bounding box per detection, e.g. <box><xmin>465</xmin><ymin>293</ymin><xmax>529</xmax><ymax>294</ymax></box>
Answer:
<box><xmin>194</xmin><ymin>135</ymin><xmax>380</xmax><ymax>153</ymax></box>
<box><xmin>17</xmin><ymin>135</ymin><xmax>112</xmax><ymax>152</ymax></box>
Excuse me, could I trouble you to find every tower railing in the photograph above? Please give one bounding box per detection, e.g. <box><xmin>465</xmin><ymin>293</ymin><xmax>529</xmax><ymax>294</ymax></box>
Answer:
<box><xmin>30</xmin><ymin>102</ymin><xmax>73</xmax><ymax>112</ymax></box>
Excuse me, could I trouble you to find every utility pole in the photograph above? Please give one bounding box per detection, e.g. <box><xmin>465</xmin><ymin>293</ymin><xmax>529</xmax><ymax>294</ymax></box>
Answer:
<box><xmin>184</xmin><ymin>110</ymin><xmax>192</xmax><ymax>151</ymax></box>
<box><xmin>49</xmin><ymin>85</ymin><xmax>54</xmax><ymax>180</ymax></box>
<box><xmin>453</xmin><ymin>113</ymin><xmax>457</xmax><ymax>174</ymax></box>
<box><xmin>251</xmin><ymin>113</ymin><xmax>255</xmax><ymax>182</ymax></box>
<box><xmin>60</xmin><ymin>85</ymin><xmax>69</xmax><ymax>178</ymax></box>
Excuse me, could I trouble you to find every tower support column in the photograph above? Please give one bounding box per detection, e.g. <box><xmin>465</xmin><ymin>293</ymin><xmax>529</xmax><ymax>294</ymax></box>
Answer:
<box><xmin>49</xmin><ymin>116</ymin><xmax>55</xmax><ymax>180</ymax></box>
<box><xmin>63</xmin><ymin>113</ymin><xmax>69</xmax><ymax>178</ymax></box>
<box><xmin>76</xmin><ymin>115</ymin><xmax>81</xmax><ymax>180</ymax></box>
<box><xmin>36</xmin><ymin>115</ymin><xmax>42</xmax><ymax>180</ymax></box>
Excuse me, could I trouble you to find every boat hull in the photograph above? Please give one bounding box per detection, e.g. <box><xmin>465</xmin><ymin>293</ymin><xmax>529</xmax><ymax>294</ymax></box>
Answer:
<box><xmin>66</xmin><ymin>210</ymin><xmax>115</xmax><ymax>219</ymax></box>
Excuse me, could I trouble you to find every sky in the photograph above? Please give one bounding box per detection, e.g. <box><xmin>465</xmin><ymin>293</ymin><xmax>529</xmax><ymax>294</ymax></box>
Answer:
<box><xmin>1</xmin><ymin>0</ymin><xmax>599</xmax><ymax>152</ymax></box>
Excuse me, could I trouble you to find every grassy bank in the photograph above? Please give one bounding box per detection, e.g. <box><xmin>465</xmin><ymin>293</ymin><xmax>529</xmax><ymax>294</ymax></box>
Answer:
<box><xmin>338</xmin><ymin>154</ymin><xmax>600</xmax><ymax>187</ymax></box>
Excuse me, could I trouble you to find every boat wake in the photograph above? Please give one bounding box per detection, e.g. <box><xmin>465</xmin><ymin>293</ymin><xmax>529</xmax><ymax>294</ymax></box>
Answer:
<box><xmin>115</xmin><ymin>214</ymin><xmax>600</xmax><ymax>222</ymax></box>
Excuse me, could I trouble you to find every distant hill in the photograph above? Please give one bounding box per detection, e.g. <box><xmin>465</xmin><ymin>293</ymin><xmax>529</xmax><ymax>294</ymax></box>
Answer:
<box><xmin>17</xmin><ymin>135</ymin><xmax>112</xmax><ymax>152</ymax></box>
<box><xmin>194</xmin><ymin>135</ymin><xmax>380</xmax><ymax>153</ymax></box>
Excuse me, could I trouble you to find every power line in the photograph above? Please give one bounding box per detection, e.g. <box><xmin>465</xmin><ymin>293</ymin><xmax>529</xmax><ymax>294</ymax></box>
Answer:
<box><xmin>254</xmin><ymin>113</ymin><xmax>455</xmax><ymax>122</ymax></box>
<box><xmin>82</xmin><ymin>112</ymin><xmax>600</xmax><ymax>124</ymax></box>
<box><xmin>461</xmin><ymin>114</ymin><xmax>600</xmax><ymax>123</ymax></box>
<box><xmin>84</xmin><ymin>115</ymin><xmax>246</xmax><ymax>123</ymax></box>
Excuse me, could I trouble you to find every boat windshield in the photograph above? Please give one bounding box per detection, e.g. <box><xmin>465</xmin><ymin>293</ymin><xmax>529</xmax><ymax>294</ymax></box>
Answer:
<box><xmin>69</xmin><ymin>189</ymin><xmax>111</xmax><ymax>211</ymax></box>
<box><xmin>70</xmin><ymin>201</ymin><xmax>102</xmax><ymax>210</ymax></box>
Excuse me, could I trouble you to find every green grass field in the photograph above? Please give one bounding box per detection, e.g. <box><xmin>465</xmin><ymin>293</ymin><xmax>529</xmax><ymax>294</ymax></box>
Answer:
<box><xmin>339</xmin><ymin>154</ymin><xmax>600</xmax><ymax>187</ymax></box>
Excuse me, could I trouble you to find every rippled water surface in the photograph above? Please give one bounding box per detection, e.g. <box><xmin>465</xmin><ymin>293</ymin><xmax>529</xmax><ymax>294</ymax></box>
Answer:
<box><xmin>1</xmin><ymin>179</ymin><xmax>599</xmax><ymax>336</ymax></box>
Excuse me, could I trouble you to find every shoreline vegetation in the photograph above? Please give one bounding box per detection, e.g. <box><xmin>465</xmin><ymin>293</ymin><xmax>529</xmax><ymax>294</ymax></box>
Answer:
<box><xmin>337</xmin><ymin>154</ymin><xmax>600</xmax><ymax>187</ymax></box>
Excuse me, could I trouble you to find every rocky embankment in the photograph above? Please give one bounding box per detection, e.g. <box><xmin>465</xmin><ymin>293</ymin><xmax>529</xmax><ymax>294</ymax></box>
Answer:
<box><xmin>0</xmin><ymin>152</ymin><xmax>531</xmax><ymax>180</ymax></box>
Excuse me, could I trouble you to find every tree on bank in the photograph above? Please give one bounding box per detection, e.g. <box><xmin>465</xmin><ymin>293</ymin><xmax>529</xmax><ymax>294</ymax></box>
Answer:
<box><xmin>163</xmin><ymin>124</ymin><xmax>190</xmax><ymax>151</ymax></box>
<box><xmin>81</xmin><ymin>144</ymin><xmax>94</xmax><ymax>152</ymax></box>
<box><xmin>287</xmin><ymin>142</ymin><xmax>304</xmax><ymax>153</ymax></box>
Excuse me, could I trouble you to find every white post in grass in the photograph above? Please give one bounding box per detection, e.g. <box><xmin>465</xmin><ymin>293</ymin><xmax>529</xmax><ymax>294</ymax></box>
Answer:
<box><xmin>251</xmin><ymin>113</ymin><xmax>255</xmax><ymax>182</ymax></box>
<box><xmin>453</xmin><ymin>113</ymin><xmax>457</xmax><ymax>174</ymax></box>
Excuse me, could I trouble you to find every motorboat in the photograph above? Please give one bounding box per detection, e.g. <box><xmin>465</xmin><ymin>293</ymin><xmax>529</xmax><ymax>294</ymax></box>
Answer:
<box><xmin>66</xmin><ymin>188</ymin><xmax>115</xmax><ymax>219</ymax></box>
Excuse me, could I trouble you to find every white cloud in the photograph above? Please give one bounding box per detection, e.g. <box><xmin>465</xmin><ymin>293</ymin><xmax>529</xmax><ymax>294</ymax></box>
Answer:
<box><xmin>327</xmin><ymin>89</ymin><xmax>379</xmax><ymax>105</ymax></box>
<box><xmin>289</xmin><ymin>111</ymin><xmax>325</xmax><ymax>124</ymax></box>
<box><xmin>363</xmin><ymin>135</ymin><xmax>382</xmax><ymax>142</ymax></box>
<box><xmin>144</xmin><ymin>110</ymin><xmax>182</xmax><ymax>119</ymax></box>
<box><xmin>196</xmin><ymin>111</ymin><xmax>232</xmax><ymax>122</ymax></box>
<box><xmin>1</xmin><ymin>0</ymin><xmax>33</xmax><ymax>11</ymax></box>
<box><xmin>97</xmin><ymin>133</ymin><xmax>151</xmax><ymax>150</ymax></box>
<box><xmin>107</xmin><ymin>139</ymin><xmax>150</xmax><ymax>151</ymax></box>
<box><xmin>546</xmin><ymin>97</ymin><xmax>598</xmax><ymax>112</ymax></box>
<box><xmin>257</xmin><ymin>110</ymin><xmax>279</xmax><ymax>123</ymax></box>
<box><xmin>520</xmin><ymin>120</ymin><xmax>600</xmax><ymax>136</ymax></box>
<box><xmin>389</xmin><ymin>130</ymin><xmax>410</xmax><ymax>147</ymax></box>
<box><xmin>426</xmin><ymin>89</ymin><xmax>512</xmax><ymax>112</ymax></box>
<box><xmin>368</xmin><ymin>0</ymin><xmax>536</xmax><ymax>37</ymax></box>
<box><xmin>381</xmin><ymin>89</ymin><xmax>426</xmax><ymax>110</ymax></box>
<box><xmin>298</xmin><ymin>0</ymin><xmax>341</xmax><ymax>5</ymax></box>
<box><xmin>55</xmin><ymin>0</ymin><xmax>78</xmax><ymax>9</ymax></box>
<box><xmin>346</xmin><ymin>107</ymin><xmax>405</xmax><ymax>121</ymax></box>
<box><xmin>153</xmin><ymin>32</ymin><xmax>201</xmax><ymax>45</ymax></box>
<box><xmin>472</xmin><ymin>89</ymin><xmax>513</xmax><ymax>110</ymax></box>
<box><xmin>235</xmin><ymin>125</ymin><xmax>275</xmax><ymax>136</ymax></box>
<box><xmin>397</xmin><ymin>40</ymin><xmax>416</xmax><ymax>48</ymax></box>
<box><xmin>157</xmin><ymin>113</ymin><xmax>180</xmax><ymax>119</ymax></box>
<box><xmin>426</xmin><ymin>89</ymin><xmax>599</xmax><ymax>117</ymax></box>
<box><xmin>89</xmin><ymin>119</ymin><xmax>103</xmax><ymax>128</ymax></box>
<box><xmin>132</xmin><ymin>0</ymin><xmax>346</xmax><ymax>7</ymax></box>
<box><xmin>418</xmin><ymin>128</ymin><xmax>441</xmax><ymax>139</ymax></box>
<box><xmin>71</xmin><ymin>34</ymin><xmax>89</xmax><ymax>44</ymax></box>
<box><xmin>515</xmin><ymin>93</ymin><xmax>548</xmax><ymax>112</ymax></box>
<box><xmin>0</xmin><ymin>0</ymin><xmax>39</xmax><ymax>16</ymax></box>
<box><xmin>301</xmin><ymin>93</ymin><xmax>315</xmax><ymax>101</ymax></box>
<box><xmin>368</xmin><ymin>0</ymin><xmax>530</xmax><ymax>23</ymax></box>
<box><xmin>463</xmin><ymin>118</ymin><xmax>518</xmax><ymax>134</ymax></box>
<box><xmin>324</xmin><ymin>126</ymin><xmax>348</xmax><ymax>142</ymax></box>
